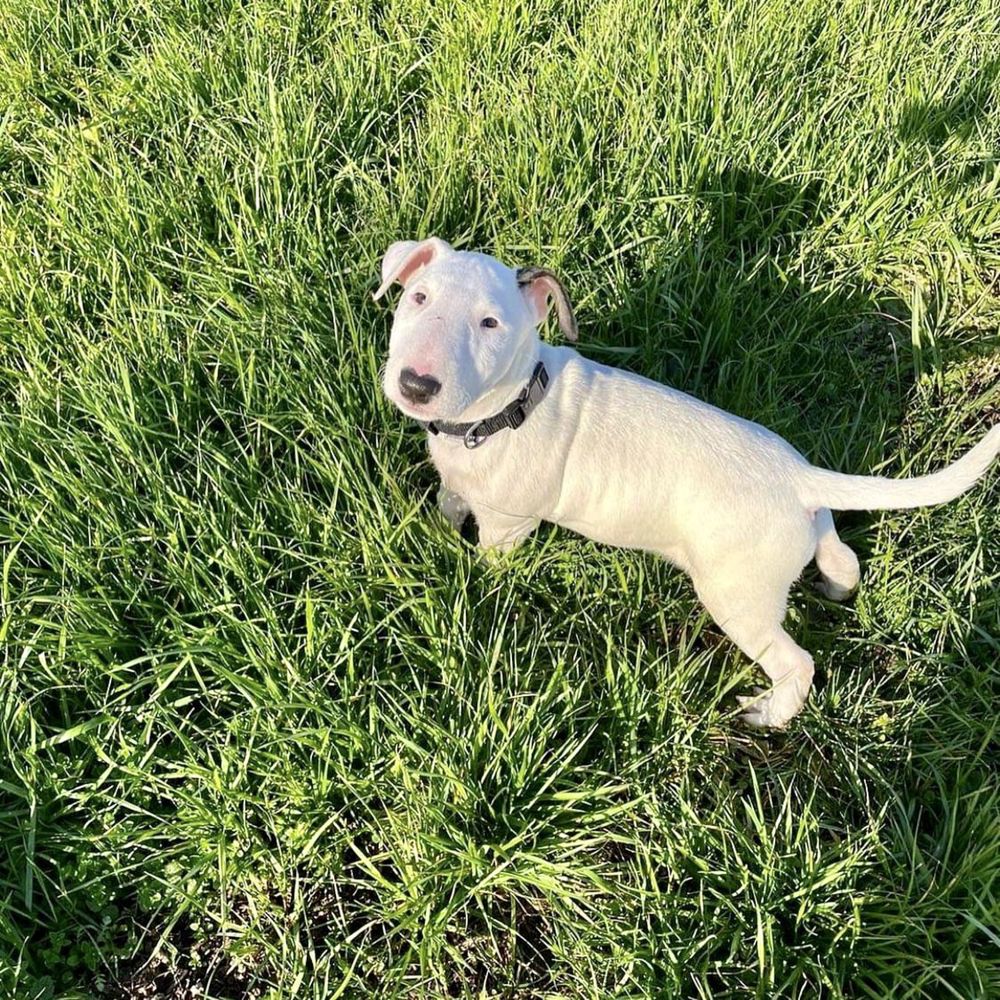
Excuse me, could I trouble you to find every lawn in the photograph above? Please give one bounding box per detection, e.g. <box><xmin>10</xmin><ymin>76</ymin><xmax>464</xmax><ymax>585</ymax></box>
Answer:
<box><xmin>1</xmin><ymin>0</ymin><xmax>999</xmax><ymax>996</ymax></box>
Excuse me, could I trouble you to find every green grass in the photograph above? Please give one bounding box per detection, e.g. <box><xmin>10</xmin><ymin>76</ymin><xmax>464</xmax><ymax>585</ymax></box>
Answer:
<box><xmin>0</xmin><ymin>0</ymin><xmax>999</xmax><ymax>996</ymax></box>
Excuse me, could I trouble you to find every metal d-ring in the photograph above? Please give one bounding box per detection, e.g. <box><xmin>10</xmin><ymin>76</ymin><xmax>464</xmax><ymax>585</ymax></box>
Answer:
<box><xmin>463</xmin><ymin>421</ymin><xmax>487</xmax><ymax>449</ymax></box>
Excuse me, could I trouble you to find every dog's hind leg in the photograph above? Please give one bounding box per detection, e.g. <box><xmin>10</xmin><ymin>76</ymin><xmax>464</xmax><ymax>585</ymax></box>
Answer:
<box><xmin>813</xmin><ymin>507</ymin><xmax>860</xmax><ymax>601</ymax></box>
<box><xmin>693</xmin><ymin>570</ymin><xmax>815</xmax><ymax>728</ymax></box>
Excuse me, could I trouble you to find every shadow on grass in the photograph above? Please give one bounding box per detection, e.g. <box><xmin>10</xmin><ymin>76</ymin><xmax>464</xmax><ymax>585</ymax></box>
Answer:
<box><xmin>898</xmin><ymin>55</ymin><xmax>1000</xmax><ymax>147</ymax></box>
<box><xmin>898</xmin><ymin>55</ymin><xmax>1000</xmax><ymax>195</ymax></box>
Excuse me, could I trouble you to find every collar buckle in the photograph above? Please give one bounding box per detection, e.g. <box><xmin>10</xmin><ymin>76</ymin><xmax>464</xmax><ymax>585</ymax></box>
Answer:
<box><xmin>506</xmin><ymin>404</ymin><xmax>527</xmax><ymax>429</ymax></box>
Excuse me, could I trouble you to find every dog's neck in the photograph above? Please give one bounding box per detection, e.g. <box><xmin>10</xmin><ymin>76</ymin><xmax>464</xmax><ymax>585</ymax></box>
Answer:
<box><xmin>450</xmin><ymin>343</ymin><xmax>542</xmax><ymax>423</ymax></box>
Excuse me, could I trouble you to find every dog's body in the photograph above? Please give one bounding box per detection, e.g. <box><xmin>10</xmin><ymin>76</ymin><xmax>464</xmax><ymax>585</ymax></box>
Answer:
<box><xmin>377</xmin><ymin>238</ymin><xmax>1000</xmax><ymax>727</ymax></box>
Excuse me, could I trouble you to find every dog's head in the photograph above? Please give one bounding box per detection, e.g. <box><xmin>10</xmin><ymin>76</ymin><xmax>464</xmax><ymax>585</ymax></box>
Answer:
<box><xmin>374</xmin><ymin>238</ymin><xmax>576</xmax><ymax>422</ymax></box>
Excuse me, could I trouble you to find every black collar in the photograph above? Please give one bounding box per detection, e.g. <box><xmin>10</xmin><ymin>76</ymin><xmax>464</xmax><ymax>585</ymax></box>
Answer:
<box><xmin>426</xmin><ymin>361</ymin><xmax>550</xmax><ymax>449</ymax></box>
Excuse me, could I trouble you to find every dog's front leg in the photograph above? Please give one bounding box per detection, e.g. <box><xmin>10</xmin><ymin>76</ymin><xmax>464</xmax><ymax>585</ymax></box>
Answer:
<box><xmin>471</xmin><ymin>505</ymin><xmax>539</xmax><ymax>554</ymax></box>
<box><xmin>436</xmin><ymin>484</ymin><xmax>473</xmax><ymax>534</ymax></box>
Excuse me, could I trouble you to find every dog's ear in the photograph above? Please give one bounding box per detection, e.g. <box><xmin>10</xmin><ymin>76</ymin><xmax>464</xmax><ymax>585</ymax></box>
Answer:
<box><xmin>373</xmin><ymin>237</ymin><xmax>452</xmax><ymax>301</ymax></box>
<box><xmin>516</xmin><ymin>266</ymin><xmax>578</xmax><ymax>341</ymax></box>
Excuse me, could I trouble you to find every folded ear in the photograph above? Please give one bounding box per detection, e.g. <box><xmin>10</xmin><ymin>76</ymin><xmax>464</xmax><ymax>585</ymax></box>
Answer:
<box><xmin>516</xmin><ymin>266</ymin><xmax>578</xmax><ymax>341</ymax></box>
<box><xmin>373</xmin><ymin>237</ymin><xmax>452</xmax><ymax>300</ymax></box>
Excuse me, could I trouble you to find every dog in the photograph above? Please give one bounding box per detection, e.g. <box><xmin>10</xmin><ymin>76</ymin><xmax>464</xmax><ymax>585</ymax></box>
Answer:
<box><xmin>375</xmin><ymin>237</ymin><xmax>1000</xmax><ymax>727</ymax></box>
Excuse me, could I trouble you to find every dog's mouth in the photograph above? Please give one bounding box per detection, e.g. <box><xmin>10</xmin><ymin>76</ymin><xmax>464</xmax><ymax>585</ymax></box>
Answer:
<box><xmin>384</xmin><ymin>384</ymin><xmax>445</xmax><ymax>422</ymax></box>
<box><xmin>392</xmin><ymin>397</ymin><xmax>435</xmax><ymax>420</ymax></box>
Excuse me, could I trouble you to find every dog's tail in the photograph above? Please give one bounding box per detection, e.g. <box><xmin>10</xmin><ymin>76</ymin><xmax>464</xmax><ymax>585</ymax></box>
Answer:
<box><xmin>795</xmin><ymin>425</ymin><xmax>1000</xmax><ymax>511</ymax></box>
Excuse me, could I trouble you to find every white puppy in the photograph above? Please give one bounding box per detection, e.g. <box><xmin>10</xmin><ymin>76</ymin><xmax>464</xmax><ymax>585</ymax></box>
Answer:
<box><xmin>376</xmin><ymin>237</ymin><xmax>1000</xmax><ymax>727</ymax></box>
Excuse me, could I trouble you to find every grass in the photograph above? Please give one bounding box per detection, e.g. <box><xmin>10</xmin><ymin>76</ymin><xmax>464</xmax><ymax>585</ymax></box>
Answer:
<box><xmin>0</xmin><ymin>0</ymin><xmax>999</xmax><ymax>996</ymax></box>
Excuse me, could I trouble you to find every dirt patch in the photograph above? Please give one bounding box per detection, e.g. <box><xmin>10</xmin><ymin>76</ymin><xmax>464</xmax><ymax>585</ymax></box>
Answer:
<box><xmin>102</xmin><ymin>903</ymin><xmax>266</xmax><ymax>1000</ymax></box>
<box><xmin>443</xmin><ymin>896</ymin><xmax>554</xmax><ymax>998</ymax></box>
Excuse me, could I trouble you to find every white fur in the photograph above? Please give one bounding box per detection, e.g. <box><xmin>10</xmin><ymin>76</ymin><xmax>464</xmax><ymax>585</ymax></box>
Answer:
<box><xmin>377</xmin><ymin>238</ymin><xmax>1000</xmax><ymax>727</ymax></box>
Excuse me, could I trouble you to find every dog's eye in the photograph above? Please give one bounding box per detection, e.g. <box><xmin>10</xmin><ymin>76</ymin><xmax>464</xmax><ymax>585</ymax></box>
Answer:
<box><xmin>480</xmin><ymin>316</ymin><xmax>499</xmax><ymax>329</ymax></box>
<box><xmin>412</xmin><ymin>291</ymin><xmax>426</xmax><ymax>305</ymax></box>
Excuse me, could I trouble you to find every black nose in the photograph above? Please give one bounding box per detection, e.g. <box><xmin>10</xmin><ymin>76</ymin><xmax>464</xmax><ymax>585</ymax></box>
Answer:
<box><xmin>398</xmin><ymin>368</ymin><xmax>441</xmax><ymax>405</ymax></box>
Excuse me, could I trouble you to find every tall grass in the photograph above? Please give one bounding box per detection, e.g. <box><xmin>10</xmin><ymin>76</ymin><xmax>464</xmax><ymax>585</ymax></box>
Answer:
<box><xmin>0</xmin><ymin>0</ymin><xmax>998</xmax><ymax>996</ymax></box>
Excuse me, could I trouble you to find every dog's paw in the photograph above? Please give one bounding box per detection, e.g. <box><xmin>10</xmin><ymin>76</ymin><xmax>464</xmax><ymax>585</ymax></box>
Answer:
<box><xmin>437</xmin><ymin>486</ymin><xmax>472</xmax><ymax>533</ymax></box>
<box><xmin>814</xmin><ymin>578</ymin><xmax>856</xmax><ymax>602</ymax></box>
<box><xmin>737</xmin><ymin>688</ymin><xmax>774</xmax><ymax>728</ymax></box>
<box><xmin>737</xmin><ymin>687</ymin><xmax>801</xmax><ymax>729</ymax></box>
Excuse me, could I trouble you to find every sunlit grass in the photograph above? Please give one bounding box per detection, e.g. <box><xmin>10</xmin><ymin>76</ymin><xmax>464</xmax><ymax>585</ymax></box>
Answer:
<box><xmin>0</xmin><ymin>0</ymin><xmax>998</xmax><ymax>996</ymax></box>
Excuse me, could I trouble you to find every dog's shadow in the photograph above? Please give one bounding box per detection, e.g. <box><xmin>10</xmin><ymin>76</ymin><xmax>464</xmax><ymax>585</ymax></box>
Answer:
<box><xmin>459</xmin><ymin>167</ymin><xmax>916</xmax><ymax>571</ymax></box>
<box><xmin>897</xmin><ymin>54</ymin><xmax>1000</xmax><ymax>194</ymax></box>
<box><xmin>590</xmin><ymin>166</ymin><xmax>912</xmax><ymax>479</ymax></box>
